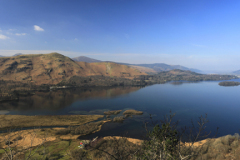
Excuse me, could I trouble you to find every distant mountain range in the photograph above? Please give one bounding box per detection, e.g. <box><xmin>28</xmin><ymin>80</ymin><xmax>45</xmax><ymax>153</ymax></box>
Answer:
<box><xmin>233</xmin><ymin>70</ymin><xmax>240</xmax><ymax>75</ymax></box>
<box><xmin>130</xmin><ymin>63</ymin><xmax>202</xmax><ymax>73</ymax></box>
<box><xmin>72</xmin><ymin>56</ymin><xmax>202</xmax><ymax>73</ymax></box>
<box><xmin>0</xmin><ymin>53</ymin><xmax>23</xmax><ymax>57</ymax></box>
<box><xmin>13</xmin><ymin>53</ymin><xmax>23</xmax><ymax>56</ymax></box>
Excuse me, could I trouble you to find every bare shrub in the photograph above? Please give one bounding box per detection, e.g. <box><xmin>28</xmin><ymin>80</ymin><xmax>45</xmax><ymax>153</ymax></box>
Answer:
<box><xmin>90</xmin><ymin>137</ymin><xmax>140</xmax><ymax>160</ymax></box>
<box><xmin>70</xmin><ymin>149</ymin><xmax>90</xmax><ymax>160</ymax></box>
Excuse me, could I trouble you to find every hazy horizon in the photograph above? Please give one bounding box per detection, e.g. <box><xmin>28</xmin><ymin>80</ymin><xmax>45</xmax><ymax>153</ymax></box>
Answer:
<box><xmin>1</xmin><ymin>0</ymin><xmax>240</xmax><ymax>72</ymax></box>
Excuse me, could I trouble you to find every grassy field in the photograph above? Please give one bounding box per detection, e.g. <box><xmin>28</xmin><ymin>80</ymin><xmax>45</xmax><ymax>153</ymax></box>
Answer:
<box><xmin>0</xmin><ymin>115</ymin><xmax>104</xmax><ymax>129</ymax></box>
<box><xmin>123</xmin><ymin>109</ymin><xmax>143</xmax><ymax>116</ymax></box>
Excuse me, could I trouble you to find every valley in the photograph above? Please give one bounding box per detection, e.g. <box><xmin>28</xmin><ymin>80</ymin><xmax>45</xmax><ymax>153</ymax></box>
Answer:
<box><xmin>0</xmin><ymin>53</ymin><xmax>238</xmax><ymax>102</ymax></box>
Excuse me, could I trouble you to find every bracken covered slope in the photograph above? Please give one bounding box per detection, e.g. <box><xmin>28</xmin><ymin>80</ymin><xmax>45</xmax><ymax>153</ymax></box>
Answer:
<box><xmin>0</xmin><ymin>52</ymin><xmax>147</xmax><ymax>85</ymax></box>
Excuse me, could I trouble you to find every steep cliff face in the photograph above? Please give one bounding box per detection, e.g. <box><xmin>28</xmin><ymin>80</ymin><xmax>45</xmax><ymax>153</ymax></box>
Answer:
<box><xmin>0</xmin><ymin>52</ymin><xmax>147</xmax><ymax>85</ymax></box>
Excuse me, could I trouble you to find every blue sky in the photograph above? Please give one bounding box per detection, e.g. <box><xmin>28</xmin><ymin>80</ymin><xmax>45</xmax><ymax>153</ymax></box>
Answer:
<box><xmin>0</xmin><ymin>0</ymin><xmax>240</xmax><ymax>72</ymax></box>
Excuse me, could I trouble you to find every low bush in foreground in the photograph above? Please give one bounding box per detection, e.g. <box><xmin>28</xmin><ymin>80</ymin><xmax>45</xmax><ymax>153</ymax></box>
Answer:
<box><xmin>2</xmin><ymin>113</ymin><xmax>240</xmax><ymax>160</ymax></box>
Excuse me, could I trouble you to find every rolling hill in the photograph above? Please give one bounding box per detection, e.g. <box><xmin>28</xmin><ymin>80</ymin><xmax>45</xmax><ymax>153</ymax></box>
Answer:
<box><xmin>72</xmin><ymin>56</ymin><xmax>102</xmax><ymax>63</ymax></box>
<box><xmin>71</xmin><ymin>56</ymin><xmax>201</xmax><ymax>73</ymax></box>
<box><xmin>233</xmin><ymin>70</ymin><xmax>240</xmax><ymax>75</ymax></box>
<box><xmin>0</xmin><ymin>53</ymin><xmax>146</xmax><ymax>85</ymax></box>
<box><xmin>131</xmin><ymin>63</ymin><xmax>202</xmax><ymax>73</ymax></box>
<box><xmin>135</xmin><ymin>69</ymin><xmax>238</xmax><ymax>84</ymax></box>
<box><xmin>13</xmin><ymin>53</ymin><xmax>23</xmax><ymax>56</ymax></box>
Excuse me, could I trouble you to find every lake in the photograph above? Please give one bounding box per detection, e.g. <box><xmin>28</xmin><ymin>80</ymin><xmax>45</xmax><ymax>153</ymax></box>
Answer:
<box><xmin>1</xmin><ymin>80</ymin><xmax>240</xmax><ymax>139</ymax></box>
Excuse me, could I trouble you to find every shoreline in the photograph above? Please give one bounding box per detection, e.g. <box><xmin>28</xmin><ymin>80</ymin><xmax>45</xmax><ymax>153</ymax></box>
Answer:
<box><xmin>0</xmin><ymin>72</ymin><xmax>238</xmax><ymax>102</ymax></box>
<box><xmin>0</xmin><ymin>115</ymin><xmax>104</xmax><ymax>130</ymax></box>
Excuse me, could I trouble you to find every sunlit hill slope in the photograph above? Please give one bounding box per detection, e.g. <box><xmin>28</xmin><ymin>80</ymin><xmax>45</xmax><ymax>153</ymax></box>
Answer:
<box><xmin>0</xmin><ymin>52</ymin><xmax>147</xmax><ymax>85</ymax></box>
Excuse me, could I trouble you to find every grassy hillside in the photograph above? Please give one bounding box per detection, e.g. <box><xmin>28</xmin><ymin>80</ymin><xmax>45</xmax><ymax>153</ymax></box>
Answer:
<box><xmin>0</xmin><ymin>52</ymin><xmax>146</xmax><ymax>85</ymax></box>
<box><xmin>72</xmin><ymin>56</ymin><xmax>102</xmax><ymax>62</ymax></box>
<box><xmin>131</xmin><ymin>63</ymin><xmax>202</xmax><ymax>73</ymax></box>
<box><xmin>129</xmin><ymin>65</ymin><xmax>157</xmax><ymax>74</ymax></box>
<box><xmin>71</xmin><ymin>56</ymin><xmax>202</xmax><ymax>74</ymax></box>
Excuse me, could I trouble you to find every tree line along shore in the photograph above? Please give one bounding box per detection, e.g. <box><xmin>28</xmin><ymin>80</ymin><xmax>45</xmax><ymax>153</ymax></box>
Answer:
<box><xmin>0</xmin><ymin>70</ymin><xmax>238</xmax><ymax>102</ymax></box>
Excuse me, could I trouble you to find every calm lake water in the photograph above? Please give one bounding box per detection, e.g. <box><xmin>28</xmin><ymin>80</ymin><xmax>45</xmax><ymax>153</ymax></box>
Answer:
<box><xmin>1</xmin><ymin>80</ymin><xmax>240</xmax><ymax>139</ymax></box>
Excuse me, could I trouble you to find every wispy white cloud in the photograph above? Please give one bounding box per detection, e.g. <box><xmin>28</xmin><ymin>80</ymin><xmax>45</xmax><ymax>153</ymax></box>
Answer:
<box><xmin>0</xmin><ymin>34</ymin><xmax>9</xmax><ymax>40</ymax></box>
<box><xmin>5</xmin><ymin>29</ymin><xmax>17</xmax><ymax>35</ymax></box>
<box><xmin>15</xmin><ymin>33</ymin><xmax>26</xmax><ymax>36</ymax></box>
<box><xmin>34</xmin><ymin>25</ymin><xmax>44</xmax><ymax>31</ymax></box>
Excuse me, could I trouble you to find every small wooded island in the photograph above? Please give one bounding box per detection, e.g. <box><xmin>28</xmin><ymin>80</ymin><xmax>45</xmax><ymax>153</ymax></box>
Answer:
<box><xmin>218</xmin><ymin>81</ymin><xmax>240</xmax><ymax>86</ymax></box>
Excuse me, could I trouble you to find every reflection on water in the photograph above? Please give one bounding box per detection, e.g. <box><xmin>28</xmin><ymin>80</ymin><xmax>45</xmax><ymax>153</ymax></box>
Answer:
<box><xmin>170</xmin><ymin>81</ymin><xmax>184</xmax><ymax>85</ymax></box>
<box><xmin>1</xmin><ymin>80</ymin><xmax>240</xmax><ymax>139</ymax></box>
<box><xmin>0</xmin><ymin>110</ymin><xmax>9</xmax><ymax>115</ymax></box>
<box><xmin>0</xmin><ymin>86</ymin><xmax>141</xmax><ymax>114</ymax></box>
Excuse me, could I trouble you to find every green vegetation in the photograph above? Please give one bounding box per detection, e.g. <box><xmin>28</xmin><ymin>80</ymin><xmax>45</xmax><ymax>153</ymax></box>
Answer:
<box><xmin>24</xmin><ymin>140</ymin><xmax>80</xmax><ymax>160</ymax></box>
<box><xmin>140</xmin><ymin>122</ymin><xmax>179</xmax><ymax>159</ymax></box>
<box><xmin>218</xmin><ymin>81</ymin><xmax>240</xmax><ymax>86</ymax></box>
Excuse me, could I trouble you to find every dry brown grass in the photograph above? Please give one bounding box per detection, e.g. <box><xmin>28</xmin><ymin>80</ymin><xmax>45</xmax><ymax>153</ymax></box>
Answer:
<box><xmin>87</xmin><ymin>136</ymin><xmax>141</xmax><ymax>160</ymax></box>
<box><xmin>0</xmin><ymin>129</ymin><xmax>56</xmax><ymax>149</ymax></box>
<box><xmin>104</xmin><ymin>110</ymin><xmax>122</xmax><ymax>115</ymax></box>
<box><xmin>56</xmin><ymin>120</ymin><xmax>111</xmax><ymax>138</ymax></box>
<box><xmin>123</xmin><ymin>110</ymin><xmax>143</xmax><ymax>116</ymax></box>
<box><xmin>0</xmin><ymin>52</ymin><xmax>147</xmax><ymax>85</ymax></box>
<box><xmin>0</xmin><ymin>115</ymin><xmax>104</xmax><ymax>129</ymax></box>
<box><xmin>130</xmin><ymin>65</ymin><xmax>157</xmax><ymax>74</ymax></box>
